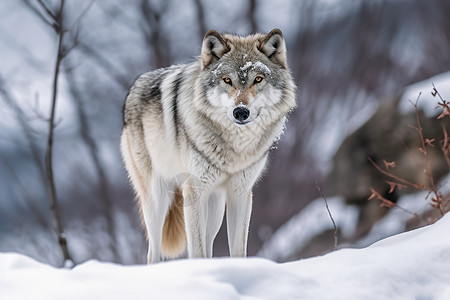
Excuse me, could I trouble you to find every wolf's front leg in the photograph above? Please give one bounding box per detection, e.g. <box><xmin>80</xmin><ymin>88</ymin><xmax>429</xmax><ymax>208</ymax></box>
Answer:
<box><xmin>183</xmin><ymin>183</ymin><xmax>208</xmax><ymax>258</ymax></box>
<box><xmin>205</xmin><ymin>190</ymin><xmax>226</xmax><ymax>258</ymax></box>
<box><xmin>225</xmin><ymin>157</ymin><xmax>267</xmax><ymax>257</ymax></box>
<box><xmin>226</xmin><ymin>188</ymin><xmax>253</xmax><ymax>257</ymax></box>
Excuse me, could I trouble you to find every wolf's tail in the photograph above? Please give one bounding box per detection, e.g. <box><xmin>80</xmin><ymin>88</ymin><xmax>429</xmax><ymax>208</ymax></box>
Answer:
<box><xmin>161</xmin><ymin>188</ymin><xmax>186</xmax><ymax>258</ymax></box>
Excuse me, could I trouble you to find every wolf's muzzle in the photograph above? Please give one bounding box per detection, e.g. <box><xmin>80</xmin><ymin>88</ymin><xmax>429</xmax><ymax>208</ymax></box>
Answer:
<box><xmin>233</xmin><ymin>106</ymin><xmax>250</xmax><ymax>124</ymax></box>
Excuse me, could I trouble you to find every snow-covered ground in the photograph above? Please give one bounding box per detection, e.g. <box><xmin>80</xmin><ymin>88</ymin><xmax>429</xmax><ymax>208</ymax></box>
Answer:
<box><xmin>2</xmin><ymin>213</ymin><xmax>449</xmax><ymax>300</ymax></box>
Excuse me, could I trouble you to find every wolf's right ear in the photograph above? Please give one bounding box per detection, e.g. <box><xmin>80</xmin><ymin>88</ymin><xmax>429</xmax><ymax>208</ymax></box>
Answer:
<box><xmin>201</xmin><ymin>30</ymin><xmax>229</xmax><ymax>68</ymax></box>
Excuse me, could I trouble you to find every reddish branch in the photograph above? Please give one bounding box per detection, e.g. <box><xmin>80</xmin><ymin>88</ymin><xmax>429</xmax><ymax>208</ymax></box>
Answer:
<box><xmin>432</xmin><ymin>84</ymin><xmax>450</xmax><ymax>119</ymax></box>
<box><xmin>368</xmin><ymin>188</ymin><xmax>421</xmax><ymax>220</ymax></box>
<box><xmin>369</xmin><ymin>91</ymin><xmax>450</xmax><ymax>218</ymax></box>
<box><xmin>441</xmin><ymin>126</ymin><xmax>450</xmax><ymax>169</ymax></box>
<box><xmin>368</xmin><ymin>157</ymin><xmax>426</xmax><ymax>190</ymax></box>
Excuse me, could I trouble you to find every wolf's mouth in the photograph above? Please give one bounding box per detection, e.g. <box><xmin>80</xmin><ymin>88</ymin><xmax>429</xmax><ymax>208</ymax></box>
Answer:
<box><xmin>234</xmin><ymin>120</ymin><xmax>251</xmax><ymax>125</ymax></box>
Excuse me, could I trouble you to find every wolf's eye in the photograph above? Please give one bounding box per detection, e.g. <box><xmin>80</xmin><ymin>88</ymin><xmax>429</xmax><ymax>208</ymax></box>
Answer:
<box><xmin>223</xmin><ymin>77</ymin><xmax>232</xmax><ymax>85</ymax></box>
<box><xmin>254</xmin><ymin>76</ymin><xmax>264</xmax><ymax>84</ymax></box>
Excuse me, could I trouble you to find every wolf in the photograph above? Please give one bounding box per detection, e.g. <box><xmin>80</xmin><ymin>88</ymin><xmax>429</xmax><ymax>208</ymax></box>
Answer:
<box><xmin>121</xmin><ymin>29</ymin><xmax>296</xmax><ymax>263</ymax></box>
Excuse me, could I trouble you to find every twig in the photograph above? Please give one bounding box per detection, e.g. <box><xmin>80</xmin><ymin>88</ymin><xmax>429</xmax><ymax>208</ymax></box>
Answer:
<box><xmin>316</xmin><ymin>180</ymin><xmax>338</xmax><ymax>250</ymax></box>
<box><xmin>412</xmin><ymin>96</ymin><xmax>437</xmax><ymax>189</ymax></box>
<box><xmin>399</xmin><ymin>136</ymin><xmax>420</xmax><ymax>167</ymax></box>
<box><xmin>368</xmin><ymin>157</ymin><xmax>427</xmax><ymax>190</ymax></box>
<box><xmin>411</xmin><ymin>96</ymin><xmax>445</xmax><ymax>215</ymax></box>
<box><xmin>368</xmin><ymin>188</ymin><xmax>424</xmax><ymax>222</ymax></box>
<box><xmin>369</xmin><ymin>90</ymin><xmax>449</xmax><ymax>218</ymax></box>
<box><xmin>36</xmin><ymin>0</ymin><xmax>57</xmax><ymax>21</ymax></box>
<box><xmin>41</xmin><ymin>0</ymin><xmax>74</xmax><ymax>267</ymax></box>
<box><xmin>22</xmin><ymin>0</ymin><xmax>54</xmax><ymax>28</ymax></box>
<box><xmin>432</xmin><ymin>83</ymin><xmax>450</xmax><ymax>119</ymax></box>
<box><xmin>70</xmin><ymin>0</ymin><xmax>95</xmax><ymax>29</ymax></box>
<box><xmin>441</xmin><ymin>125</ymin><xmax>450</xmax><ymax>170</ymax></box>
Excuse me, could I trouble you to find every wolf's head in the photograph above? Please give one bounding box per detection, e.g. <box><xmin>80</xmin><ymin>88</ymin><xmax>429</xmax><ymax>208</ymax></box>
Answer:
<box><xmin>198</xmin><ymin>29</ymin><xmax>296</xmax><ymax>126</ymax></box>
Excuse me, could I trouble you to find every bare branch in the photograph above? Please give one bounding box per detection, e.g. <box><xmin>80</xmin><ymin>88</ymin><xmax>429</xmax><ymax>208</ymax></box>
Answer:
<box><xmin>75</xmin><ymin>41</ymin><xmax>130</xmax><ymax>89</ymax></box>
<box><xmin>64</xmin><ymin>66</ymin><xmax>120</xmax><ymax>262</ymax></box>
<box><xmin>192</xmin><ymin>0</ymin><xmax>207</xmax><ymax>39</ymax></box>
<box><xmin>139</xmin><ymin>0</ymin><xmax>172</xmax><ymax>68</ymax></box>
<box><xmin>368</xmin><ymin>157</ymin><xmax>427</xmax><ymax>190</ymax></box>
<box><xmin>22</xmin><ymin>0</ymin><xmax>54</xmax><ymax>28</ymax></box>
<box><xmin>316</xmin><ymin>180</ymin><xmax>338</xmax><ymax>251</ymax></box>
<box><xmin>36</xmin><ymin>0</ymin><xmax>57</xmax><ymax>22</ymax></box>
<box><xmin>441</xmin><ymin>125</ymin><xmax>450</xmax><ymax>170</ymax></box>
<box><xmin>432</xmin><ymin>83</ymin><xmax>450</xmax><ymax>119</ymax></box>
<box><xmin>369</xmin><ymin>91</ymin><xmax>449</xmax><ymax>217</ymax></box>
<box><xmin>0</xmin><ymin>75</ymin><xmax>46</xmax><ymax>179</ymax></box>
<box><xmin>247</xmin><ymin>0</ymin><xmax>258</xmax><ymax>33</ymax></box>
<box><xmin>70</xmin><ymin>0</ymin><xmax>95</xmax><ymax>29</ymax></box>
<box><xmin>39</xmin><ymin>0</ymin><xmax>74</xmax><ymax>266</ymax></box>
<box><xmin>368</xmin><ymin>188</ymin><xmax>423</xmax><ymax>221</ymax></box>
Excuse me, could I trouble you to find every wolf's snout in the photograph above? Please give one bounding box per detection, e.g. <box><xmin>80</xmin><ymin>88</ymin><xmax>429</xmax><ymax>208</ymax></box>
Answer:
<box><xmin>233</xmin><ymin>107</ymin><xmax>250</xmax><ymax>123</ymax></box>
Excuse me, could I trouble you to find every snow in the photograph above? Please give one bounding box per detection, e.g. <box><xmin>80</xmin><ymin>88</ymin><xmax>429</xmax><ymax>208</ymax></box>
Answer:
<box><xmin>253</xmin><ymin>61</ymin><xmax>272</xmax><ymax>75</ymax></box>
<box><xmin>2</xmin><ymin>213</ymin><xmax>450</xmax><ymax>299</ymax></box>
<box><xmin>258</xmin><ymin>196</ymin><xmax>359</xmax><ymax>261</ymax></box>
<box><xmin>211</xmin><ymin>63</ymin><xmax>224</xmax><ymax>82</ymax></box>
<box><xmin>240</xmin><ymin>61</ymin><xmax>253</xmax><ymax>71</ymax></box>
<box><xmin>400</xmin><ymin>70</ymin><xmax>450</xmax><ymax>117</ymax></box>
<box><xmin>239</xmin><ymin>61</ymin><xmax>272</xmax><ymax>75</ymax></box>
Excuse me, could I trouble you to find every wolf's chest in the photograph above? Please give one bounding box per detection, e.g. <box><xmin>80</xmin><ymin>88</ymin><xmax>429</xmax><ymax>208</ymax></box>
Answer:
<box><xmin>190</xmin><ymin>125</ymin><xmax>270</xmax><ymax>174</ymax></box>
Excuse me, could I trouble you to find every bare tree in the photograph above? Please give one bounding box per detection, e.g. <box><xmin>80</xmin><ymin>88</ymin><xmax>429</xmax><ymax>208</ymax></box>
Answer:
<box><xmin>23</xmin><ymin>0</ymin><xmax>76</xmax><ymax>266</ymax></box>
<box><xmin>0</xmin><ymin>76</ymin><xmax>48</xmax><ymax>227</ymax></box>
<box><xmin>193</xmin><ymin>0</ymin><xmax>207</xmax><ymax>39</ymax></box>
<box><xmin>139</xmin><ymin>0</ymin><xmax>172</xmax><ymax>68</ymax></box>
<box><xmin>44</xmin><ymin>0</ymin><xmax>74</xmax><ymax>266</ymax></box>
<box><xmin>75</xmin><ymin>40</ymin><xmax>130</xmax><ymax>90</ymax></box>
<box><xmin>64</xmin><ymin>67</ymin><xmax>120</xmax><ymax>262</ymax></box>
<box><xmin>247</xmin><ymin>0</ymin><xmax>258</xmax><ymax>33</ymax></box>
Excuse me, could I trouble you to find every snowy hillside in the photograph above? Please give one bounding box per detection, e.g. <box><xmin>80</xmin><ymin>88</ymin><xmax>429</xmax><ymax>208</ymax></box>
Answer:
<box><xmin>2</xmin><ymin>213</ymin><xmax>450</xmax><ymax>300</ymax></box>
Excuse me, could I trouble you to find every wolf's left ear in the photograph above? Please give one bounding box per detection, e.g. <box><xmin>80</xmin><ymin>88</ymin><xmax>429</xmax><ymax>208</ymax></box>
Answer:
<box><xmin>202</xmin><ymin>30</ymin><xmax>229</xmax><ymax>68</ymax></box>
<box><xmin>260</xmin><ymin>29</ymin><xmax>287</xmax><ymax>68</ymax></box>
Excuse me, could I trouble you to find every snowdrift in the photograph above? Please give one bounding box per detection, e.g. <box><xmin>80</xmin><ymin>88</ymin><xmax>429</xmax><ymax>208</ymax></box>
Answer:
<box><xmin>2</xmin><ymin>213</ymin><xmax>450</xmax><ymax>300</ymax></box>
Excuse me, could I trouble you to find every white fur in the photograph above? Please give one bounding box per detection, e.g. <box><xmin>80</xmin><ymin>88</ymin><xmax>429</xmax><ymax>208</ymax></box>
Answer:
<box><xmin>121</xmin><ymin>29</ymin><xmax>296</xmax><ymax>263</ymax></box>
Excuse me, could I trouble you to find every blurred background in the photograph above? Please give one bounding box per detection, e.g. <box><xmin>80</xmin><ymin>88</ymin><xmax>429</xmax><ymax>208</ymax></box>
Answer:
<box><xmin>1</xmin><ymin>0</ymin><xmax>449</xmax><ymax>266</ymax></box>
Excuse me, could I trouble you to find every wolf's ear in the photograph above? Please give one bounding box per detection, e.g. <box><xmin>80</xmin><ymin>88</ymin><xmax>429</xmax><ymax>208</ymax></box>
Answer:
<box><xmin>259</xmin><ymin>28</ymin><xmax>287</xmax><ymax>68</ymax></box>
<box><xmin>201</xmin><ymin>30</ymin><xmax>229</xmax><ymax>68</ymax></box>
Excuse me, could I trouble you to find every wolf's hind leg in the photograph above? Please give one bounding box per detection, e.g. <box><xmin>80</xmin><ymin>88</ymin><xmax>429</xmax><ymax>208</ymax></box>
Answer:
<box><xmin>142</xmin><ymin>175</ymin><xmax>172</xmax><ymax>263</ymax></box>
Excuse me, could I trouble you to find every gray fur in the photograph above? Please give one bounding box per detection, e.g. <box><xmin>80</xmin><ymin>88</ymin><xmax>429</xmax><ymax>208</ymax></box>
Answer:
<box><xmin>121</xmin><ymin>29</ymin><xmax>297</xmax><ymax>263</ymax></box>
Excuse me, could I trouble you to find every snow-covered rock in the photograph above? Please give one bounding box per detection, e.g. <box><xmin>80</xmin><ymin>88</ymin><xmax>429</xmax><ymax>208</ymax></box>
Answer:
<box><xmin>2</xmin><ymin>213</ymin><xmax>450</xmax><ymax>300</ymax></box>
<box><xmin>259</xmin><ymin>174</ymin><xmax>450</xmax><ymax>262</ymax></box>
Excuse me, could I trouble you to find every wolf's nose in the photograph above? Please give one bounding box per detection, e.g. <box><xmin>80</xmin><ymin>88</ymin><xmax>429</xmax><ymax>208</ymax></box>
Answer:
<box><xmin>233</xmin><ymin>106</ymin><xmax>250</xmax><ymax>123</ymax></box>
